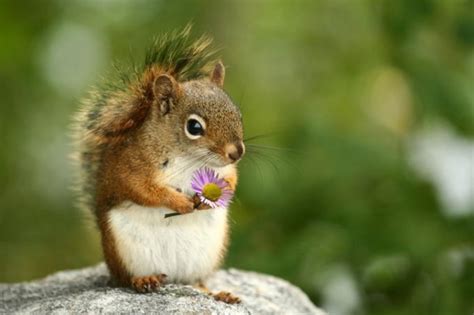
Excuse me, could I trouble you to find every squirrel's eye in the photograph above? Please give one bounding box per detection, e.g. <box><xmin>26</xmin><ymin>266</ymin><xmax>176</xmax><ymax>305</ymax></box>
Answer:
<box><xmin>187</xmin><ymin>119</ymin><xmax>203</xmax><ymax>135</ymax></box>
<box><xmin>185</xmin><ymin>114</ymin><xmax>206</xmax><ymax>140</ymax></box>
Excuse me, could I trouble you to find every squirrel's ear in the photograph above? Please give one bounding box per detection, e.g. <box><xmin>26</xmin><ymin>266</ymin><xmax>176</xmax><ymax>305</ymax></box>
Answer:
<box><xmin>153</xmin><ymin>74</ymin><xmax>180</xmax><ymax>114</ymax></box>
<box><xmin>210</xmin><ymin>61</ymin><xmax>225</xmax><ymax>87</ymax></box>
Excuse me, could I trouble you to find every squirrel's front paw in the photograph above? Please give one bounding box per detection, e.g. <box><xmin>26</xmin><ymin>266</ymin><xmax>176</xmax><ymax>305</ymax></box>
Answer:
<box><xmin>170</xmin><ymin>193</ymin><xmax>195</xmax><ymax>214</ymax></box>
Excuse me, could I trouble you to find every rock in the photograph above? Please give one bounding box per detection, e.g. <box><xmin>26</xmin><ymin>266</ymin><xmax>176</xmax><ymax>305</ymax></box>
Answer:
<box><xmin>0</xmin><ymin>263</ymin><xmax>325</xmax><ymax>314</ymax></box>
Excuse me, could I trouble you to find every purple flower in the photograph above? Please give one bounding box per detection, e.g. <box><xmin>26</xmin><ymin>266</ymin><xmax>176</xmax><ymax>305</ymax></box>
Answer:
<box><xmin>191</xmin><ymin>168</ymin><xmax>233</xmax><ymax>208</ymax></box>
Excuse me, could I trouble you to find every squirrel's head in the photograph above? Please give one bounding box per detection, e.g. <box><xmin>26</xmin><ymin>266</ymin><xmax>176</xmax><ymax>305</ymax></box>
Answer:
<box><xmin>143</xmin><ymin>62</ymin><xmax>244</xmax><ymax>167</ymax></box>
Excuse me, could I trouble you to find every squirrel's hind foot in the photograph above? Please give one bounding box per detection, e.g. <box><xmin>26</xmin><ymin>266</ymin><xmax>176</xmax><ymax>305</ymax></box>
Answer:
<box><xmin>195</xmin><ymin>282</ymin><xmax>241</xmax><ymax>304</ymax></box>
<box><xmin>213</xmin><ymin>291</ymin><xmax>242</xmax><ymax>304</ymax></box>
<box><xmin>131</xmin><ymin>274</ymin><xmax>167</xmax><ymax>293</ymax></box>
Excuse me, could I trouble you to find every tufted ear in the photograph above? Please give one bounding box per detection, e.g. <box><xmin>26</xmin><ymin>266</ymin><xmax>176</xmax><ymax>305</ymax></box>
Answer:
<box><xmin>210</xmin><ymin>61</ymin><xmax>225</xmax><ymax>87</ymax></box>
<box><xmin>153</xmin><ymin>74</ymin><xmax>180</xmax><ymax>114</ymax></box>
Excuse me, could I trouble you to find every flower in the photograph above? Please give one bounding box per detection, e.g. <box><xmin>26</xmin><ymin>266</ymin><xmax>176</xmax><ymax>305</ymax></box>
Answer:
<box><xmin>191</xmin><ymin>167</ymin><xmax>233</xmax><ymax>208</ymax></box>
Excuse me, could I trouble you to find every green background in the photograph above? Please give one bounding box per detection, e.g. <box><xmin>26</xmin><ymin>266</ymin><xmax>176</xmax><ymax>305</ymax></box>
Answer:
<box><xmin>0</xmin><ymin>1</ymin><xmax>473</xmax><ymax>314</ymax></box>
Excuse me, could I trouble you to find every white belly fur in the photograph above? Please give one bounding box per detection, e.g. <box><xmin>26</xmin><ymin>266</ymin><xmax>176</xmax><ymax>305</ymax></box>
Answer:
<box><xmin>108</xmin><ymin>156</ymin><xmax>233</xmax><ymax>283</ymax></box>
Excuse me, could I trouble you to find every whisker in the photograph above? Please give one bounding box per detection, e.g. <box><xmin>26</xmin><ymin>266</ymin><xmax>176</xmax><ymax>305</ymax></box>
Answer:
<box><xmin>243</xmin><ymin>142</ymin><xmax>304</xmax><ymax>183</ymax></box>
<box><xmin>245</xmin><ymin>143</ymin><xmax>295</xmax><ymax>153</ymax></box>
<box><xmin>243</xmin><ymin>134</ymin><xmax>274</xmax><ymax>142</ymax></box>
<box><xmin>161</xmin><ymin>156</ymin><xmax>202</xmax><ymax>182</ymax></box>
<box><xmin>246</xmin><ymin>144</ymin><xmax>301</xmax><ymax>169</ymax></box>
<box><xmin>243</xmin><ymin>131</ymin><xmax>288</xmax><ymax>143</ymax></box>
<box><xmin>161</xmin><ymin>150</ymin><xmax>212</xmax><ymax>182</ymax></box>
<box><xmin>241</xmin><ymin>152</ymin><xmax>265</xmax><ymax>183</ymax></box>
<box><xmin>246</xmin><ymin>147</ymin><xmax>288</xmax><ymax>164</ymax></box>
<box><xmin>247</xmin><ymin>150</ymin><xmax>281</xmax><ymax>172</ymax></box>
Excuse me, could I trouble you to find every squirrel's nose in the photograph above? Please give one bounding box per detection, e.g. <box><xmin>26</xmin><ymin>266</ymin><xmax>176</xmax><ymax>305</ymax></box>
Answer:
<box><xmin>226</xmin><ymin>142</ymin><xmax>245</xmax><ymax>163</ymax></box>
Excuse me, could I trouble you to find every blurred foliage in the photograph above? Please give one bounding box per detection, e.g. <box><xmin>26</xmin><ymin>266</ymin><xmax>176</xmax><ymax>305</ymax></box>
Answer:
<box><xmin>0</xmin><ymin>1</ymin><xmax>473</xmax><ymax>314</ymax></box>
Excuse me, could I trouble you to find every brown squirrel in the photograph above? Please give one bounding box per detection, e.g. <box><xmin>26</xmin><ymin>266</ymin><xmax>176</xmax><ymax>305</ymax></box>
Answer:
<box><xmin>73</xmin><ymin>27</ymin><xmax>244</xmax><ymax>303</ymax></box>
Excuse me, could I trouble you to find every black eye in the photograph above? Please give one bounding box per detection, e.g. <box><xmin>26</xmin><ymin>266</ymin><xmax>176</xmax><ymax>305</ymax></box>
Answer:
<box><xmin>184</xmin><ymin>114</ymin><xmax>206</xmax><ymax>139</ymax></box>
<box><xmin>186</xmin><ymin>119</ymin><xmax>204</xmax><ymax>136</ymax></box>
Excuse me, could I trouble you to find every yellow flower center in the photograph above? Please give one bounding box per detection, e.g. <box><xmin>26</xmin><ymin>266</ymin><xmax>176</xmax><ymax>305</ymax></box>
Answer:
<box><xmin>202</xmin><ymin>183</ymin><xmax>222</xmax><ymax>202</ymax></box>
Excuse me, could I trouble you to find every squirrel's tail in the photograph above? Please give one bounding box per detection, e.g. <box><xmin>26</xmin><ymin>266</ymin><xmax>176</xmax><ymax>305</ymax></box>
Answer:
<box><xmin>71</xmin><ymin>93</ymin><xmax>104</xmax><ymax>222</ymax></box>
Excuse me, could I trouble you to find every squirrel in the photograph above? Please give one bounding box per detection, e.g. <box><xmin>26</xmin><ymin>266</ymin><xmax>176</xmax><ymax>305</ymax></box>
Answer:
<box><xmin>73</xmin><ymin>26</ymin><xmax>244</xmax><ymax>304</ymax></box>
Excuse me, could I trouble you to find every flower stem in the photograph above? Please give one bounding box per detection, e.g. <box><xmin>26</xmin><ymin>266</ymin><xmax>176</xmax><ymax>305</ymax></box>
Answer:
<box><xmin>164</xmin><ymin>212</ymin><xmax>183</xmax><ymax>218</ymax></box>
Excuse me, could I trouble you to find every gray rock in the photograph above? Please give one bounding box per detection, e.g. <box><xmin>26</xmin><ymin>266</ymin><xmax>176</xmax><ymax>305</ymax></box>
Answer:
<box><xmin>0</xmin><ymin>263</ymin><xmax>325</xmax><ymax>315</ymax></box>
